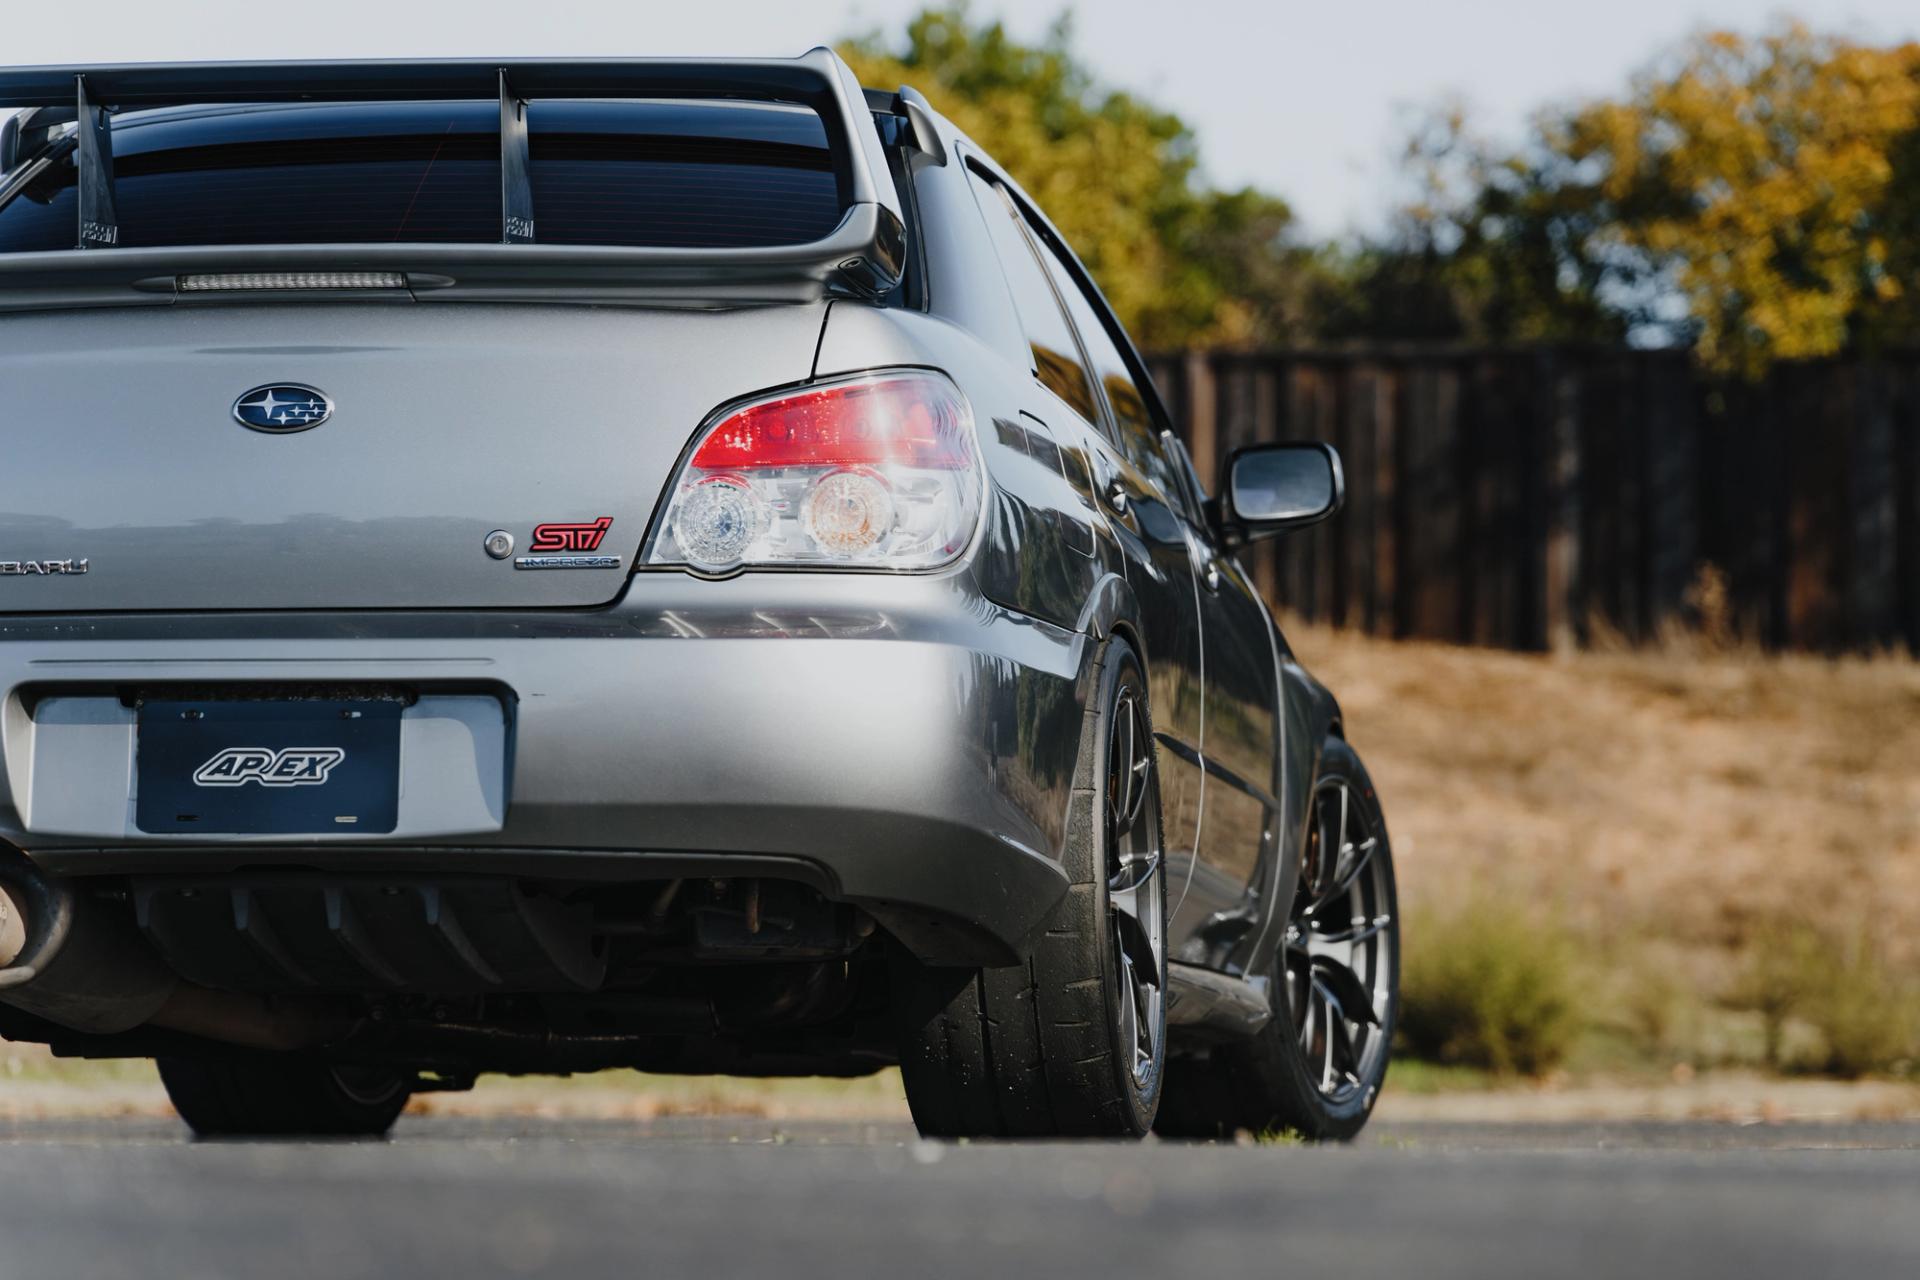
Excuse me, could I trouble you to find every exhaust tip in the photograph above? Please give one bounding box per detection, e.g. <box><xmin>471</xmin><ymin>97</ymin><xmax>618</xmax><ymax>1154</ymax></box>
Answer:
<box><xmin>0</xmin><ymin>881</ymin><xmax>25</xmax><ymax>969</ymax></box>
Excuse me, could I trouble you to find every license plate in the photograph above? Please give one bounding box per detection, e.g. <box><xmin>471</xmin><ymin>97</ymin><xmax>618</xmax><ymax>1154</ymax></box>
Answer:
<box><xmin>135</xmin><ymin>698</ymin><xmax>402</xmax><ymax>835</ymax></box>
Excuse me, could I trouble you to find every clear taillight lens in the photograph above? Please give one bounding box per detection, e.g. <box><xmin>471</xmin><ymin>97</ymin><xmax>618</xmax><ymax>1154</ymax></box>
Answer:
<box><xmin>646</xmin><ymin>371</ymin><xmax>983</xmax><ymax>574</ymax></box>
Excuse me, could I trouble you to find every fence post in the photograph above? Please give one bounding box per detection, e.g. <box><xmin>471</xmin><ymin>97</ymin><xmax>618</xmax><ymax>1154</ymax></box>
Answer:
<box><xmin>1183</xmin><ymin>349</ymin><xmax>1219</xmax><ymax>491</ymax></box>
<box><xmin>1898</xmin><ymin>363</ymin><xmax>1920</xmax><ymax>653</ymax></box>
<box><xmin>1784</xmin><ymin>363</ymin><xmax>1850</xmax><ymax>650</ymax></box>
<box><xmin>1541</xmin><ymin>350</ymin><xmax>1582</xmax><ymax>652</ymax></box>
<box><xmin>1644</xmin><ymin>352</ymin><xmax>1698</xmax><ymax>637</ymax></box>
<box><xmin>1403</xmin><ymin>358</ymin><xmax>1464</xmax><ymax>642</ymax></box>
<box><xmin>1369</xmin><ymin>362</ymin><xmax>1400</xmax><ymax>638</ymax></box>
<box><xmin>1849</xmin><ymin>361</ymin><xmax>1899</xmax><ymax>646</ymax></box>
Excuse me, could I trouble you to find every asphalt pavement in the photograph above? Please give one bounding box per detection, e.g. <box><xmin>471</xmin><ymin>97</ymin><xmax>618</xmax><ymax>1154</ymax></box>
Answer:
<box><xmin>2</xmin><ymin>1115</ymin><xmax>1916</xmax><ymax>1279</ymax></box>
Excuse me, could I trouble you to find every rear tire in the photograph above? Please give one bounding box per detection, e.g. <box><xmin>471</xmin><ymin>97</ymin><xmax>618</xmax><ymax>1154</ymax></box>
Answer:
<box><xmin>892</xmin><ymin>635</ymin><xmax>1168</xmax><ymax>1138</ymax></box>
<box><xmin>158</xmin><ymin>1056</ymin><xmax>411</xmax><ymax>1138</ymax></box>
<box><xmin>1156</xmin><ymin>737</ymin><xmax>1398</xmax><ymax>1142</ymax></box>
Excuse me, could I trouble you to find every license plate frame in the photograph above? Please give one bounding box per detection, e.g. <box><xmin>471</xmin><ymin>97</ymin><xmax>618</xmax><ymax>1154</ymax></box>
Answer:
<box><xmin>134</xmin><ymin>698</ymin><xmax>403</xmax><ymax>835</ymax></box>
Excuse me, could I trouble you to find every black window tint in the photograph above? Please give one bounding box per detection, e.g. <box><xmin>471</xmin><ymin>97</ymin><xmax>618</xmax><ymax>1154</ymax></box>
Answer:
<box><xmin>1028</xmin><ymin>228</ymin><xmax>1187</xmax><ymax>505</ymax></box>
<box><xmin>527</xmin><ymin>101</ymin><xmax>840</xmax><ymax>248</ymax></box>
<box><xmin>0</xmin><ymin>104</ymin><xmax>501</xmax><ymax>250</ymax></box>
<box><xmin>968</xmin><ymin>170</ymin><xmax>1098</xmax><ymax>423</ymax></box>
<box><xmin>0</xmin><ymin>164</ymin><xmax>80</xmax><ymax>252</ymax></box>
<box><xmin>0</xmin><ymin>100</ymin><xmax>843</xmax><ymax>252</ymax></box>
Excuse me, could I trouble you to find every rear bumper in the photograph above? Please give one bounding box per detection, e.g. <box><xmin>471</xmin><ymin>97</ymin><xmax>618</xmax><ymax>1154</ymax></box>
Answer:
<box><xmin>0</xmin><ymin>574</ymin><xmax>1090</xmax><ymax>965</ymax></box>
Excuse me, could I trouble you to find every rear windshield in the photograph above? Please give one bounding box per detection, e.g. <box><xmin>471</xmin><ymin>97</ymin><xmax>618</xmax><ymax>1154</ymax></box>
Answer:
<box><xmin>0</xmin><ymin>99</ymin><xmax>843</xmax><ymax>251</ymax></box>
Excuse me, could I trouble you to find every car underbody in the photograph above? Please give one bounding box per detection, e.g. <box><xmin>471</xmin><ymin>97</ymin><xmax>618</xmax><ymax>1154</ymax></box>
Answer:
<box><xmin>0</xmin><ymin>857</ymin><xmax>904</xmax><ymax>1084</ymax></box>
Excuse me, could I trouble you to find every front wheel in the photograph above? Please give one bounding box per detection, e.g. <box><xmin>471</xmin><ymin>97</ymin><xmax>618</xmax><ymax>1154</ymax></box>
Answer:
<box><xmin>1156</xmin><ymin>737</ymin><xmax>1399</xmax><ymax>1142</ymax></box>
<box><xmin>892</xmin><ymin>635</ymin><xmax>1168</xmax><ymax>1138</ymax></box>
<box><xmin>159</xmin><ymin>1055</ymin><xmax>412</xmax><ymax>1138</ymax></box>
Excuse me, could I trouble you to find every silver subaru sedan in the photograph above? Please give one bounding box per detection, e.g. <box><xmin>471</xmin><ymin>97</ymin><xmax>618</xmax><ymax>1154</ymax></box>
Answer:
<box><xmin>0</xmin><ymin>50</ymin><xmax>1398</xmax><ymax>1140</ymax></box>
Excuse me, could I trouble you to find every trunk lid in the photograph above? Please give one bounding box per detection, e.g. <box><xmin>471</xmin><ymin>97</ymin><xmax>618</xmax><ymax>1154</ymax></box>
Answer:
<box><xmin>0</xmin><ymin>301</ymin><xmax>827</xmax><ymax>610</ymax></box>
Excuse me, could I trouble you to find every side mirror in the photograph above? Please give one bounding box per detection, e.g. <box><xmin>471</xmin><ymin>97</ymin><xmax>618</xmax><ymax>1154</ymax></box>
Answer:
<box><xmin>1218</xmin><ymin>442</ymin><xmax>1345</xmax><ymax>545</ymax></box>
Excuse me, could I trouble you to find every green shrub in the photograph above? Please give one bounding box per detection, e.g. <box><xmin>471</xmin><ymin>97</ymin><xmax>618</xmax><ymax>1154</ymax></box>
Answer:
<box><xmin>1724</xmin><ymin>921</ymin><xmax>1918</xmax><ymax>1077</ymax></box>
<box><xmin>1598</xmin><ymin>940</ymin><xmax>1697</xmax><ymax>1065</ymax></box>
<box><xmin>1397</xmin><ymin>900</ymin><xmax>1580</xmax><ymax>1077</ymax></box>
<box><xmin>1723</xmin><ymin>921</ymin><xmax>1824</xmax><ymax>1069</ymax></box>
<box><xmin>1800</xmin><ymin>937</ymin><xmax>1919</xmax><ymax>1078</ymax></box>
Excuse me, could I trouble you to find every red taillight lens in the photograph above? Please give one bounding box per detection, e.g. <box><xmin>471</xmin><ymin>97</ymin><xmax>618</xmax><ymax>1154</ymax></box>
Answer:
<box><xmin>690</xmin><ymin>375</ymin><xmax>974</xmax><ymax>471</ymax></box>
<box><xmin>647</xmin><ymin>371</ymin><xmax>982</xmax><ymax>574</ymax></box>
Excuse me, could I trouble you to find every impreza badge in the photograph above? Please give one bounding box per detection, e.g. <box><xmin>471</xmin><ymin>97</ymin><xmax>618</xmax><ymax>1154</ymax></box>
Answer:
<box><xmin>515</xmin><ymin>516</ymin><xmax>619</xmax><ymax>569</ymax></box>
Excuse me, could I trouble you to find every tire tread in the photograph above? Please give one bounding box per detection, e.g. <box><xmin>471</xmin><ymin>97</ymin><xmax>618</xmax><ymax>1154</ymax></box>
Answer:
<box><xmin>894</xmin><ymin>637</ymin><xmax>1163</xmax><ymax>1138</ymax></box>
<box><xmin>159</xmin><ymin>1056</ymin><xmax>410</xmax><ymax>1138</ymax></box>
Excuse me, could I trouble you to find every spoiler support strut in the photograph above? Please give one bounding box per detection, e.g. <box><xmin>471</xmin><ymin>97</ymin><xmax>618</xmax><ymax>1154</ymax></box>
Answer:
<box><xmin>498</xmin><ymin>70</ymin><xmax>534</xmax><ymax>245</ymax></box>
<box><xmin>74</xmin><ymin>76</ymin><xmax>118</xmax><ymax>250</ymax></box>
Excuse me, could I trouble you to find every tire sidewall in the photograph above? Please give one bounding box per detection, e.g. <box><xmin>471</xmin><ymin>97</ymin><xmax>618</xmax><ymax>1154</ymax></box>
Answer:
<box><xmin>1094</xmin><ymin>638</ymin><xmax>1170</xmax><ymax>1135</ymax></box>
<box><xmin>1272</xmin><ymin>738</ymin><xmax>1398</xmax><ymax>1139</ymax></box>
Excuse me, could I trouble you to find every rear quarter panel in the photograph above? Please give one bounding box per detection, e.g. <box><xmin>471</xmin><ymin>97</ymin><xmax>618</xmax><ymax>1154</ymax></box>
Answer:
<box><xmin>812</xmin><ymin>303</ymin><xmax>1112</xmax><ymax>637</ymax></box>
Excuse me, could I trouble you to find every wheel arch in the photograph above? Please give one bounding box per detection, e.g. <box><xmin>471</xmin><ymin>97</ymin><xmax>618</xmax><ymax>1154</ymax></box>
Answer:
<box><xmin>1074</xmin><ymin>570</ymin><xmax>1150</xmax><ymax>701</ymax></box>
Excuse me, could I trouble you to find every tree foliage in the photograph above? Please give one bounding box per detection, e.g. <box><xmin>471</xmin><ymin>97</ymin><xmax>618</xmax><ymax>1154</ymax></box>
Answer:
<box><xmin>1373</xmin><ymin>26</ymin><xmax>1920</xmax><ymax>373</ymax></box>
<box><xmin>838</xmin><ymin>5</ymin><xmax>1323</xmax><ymax>349</ymax></box>
<box><xmin>840</xmin><ymin>11</ymin><xmax>1920</xmax><ymax>368</ymax></box>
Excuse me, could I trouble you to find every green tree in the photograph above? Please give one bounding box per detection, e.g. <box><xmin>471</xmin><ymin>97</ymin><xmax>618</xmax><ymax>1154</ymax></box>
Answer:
<box><xmin>1317</xmin><ymin>103</ymin><xmax>1626</xmax><ymax>346</ymax></box>
<box><xmin>839</xmin><ymin>6</ymin><xmax>1325</xmax><ymax>348</ymax></box>
<box><xmin>1368</xmin><ymin>25</ymin><xmax>1920</xmax><ymax>372</ymax></box>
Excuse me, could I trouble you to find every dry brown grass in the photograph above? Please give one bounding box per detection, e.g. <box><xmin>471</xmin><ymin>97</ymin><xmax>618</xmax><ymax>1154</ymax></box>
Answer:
<box><xmin>1288</xmin><ymin>616</ymin><xmax>1920</xmax><ymax>1071</ymax></box>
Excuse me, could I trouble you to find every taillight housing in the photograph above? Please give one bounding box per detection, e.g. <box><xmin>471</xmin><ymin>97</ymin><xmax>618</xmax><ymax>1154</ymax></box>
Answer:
<box><xmin>645</xmin><ymin>371</ymin><xmax>984</xmax><ymax>574</ymax></box>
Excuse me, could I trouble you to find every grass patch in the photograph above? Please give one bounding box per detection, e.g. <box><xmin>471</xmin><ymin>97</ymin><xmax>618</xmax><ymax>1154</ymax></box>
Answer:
<box><xmin>1397</xmin><ymin>898</ymin><xmax>1579</xmax><ymax>1076</ymax></box>
<box><xmin>0</xmin><ymin>1045</ymin><xmax>159</xmax><ymax>1085</ymax></box>
<box><xmin>1251</xmin><ymin>1127</ymin><xmax>1306</xmax><ymax>1146</ymax></box>
<box><xmin>1386</xmin><ymin>1058</ymin><xmax>1502</xmax><ymax>1094</ymax></box>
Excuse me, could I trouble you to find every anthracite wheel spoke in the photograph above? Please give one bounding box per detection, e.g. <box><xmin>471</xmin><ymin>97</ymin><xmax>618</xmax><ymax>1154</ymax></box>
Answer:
<box><xmin>1105</xmin><ymin>679</ymin><xmax>1165</xmax><ymax>1095</ymax></box>
<box><xmin>1310</xmin><ymin>913</ymin><xmax>1392</xmax><ymax>946</ymax></box>
<box><xmin>1312</xmin><ymin>953</ymin><xmax>1380</xmax><ymax>1028</ymax></box>
<box><xmin>1287</xmin><ymin>769</ymin><xmax>1396</xmax><ymax>1105</ymax></box>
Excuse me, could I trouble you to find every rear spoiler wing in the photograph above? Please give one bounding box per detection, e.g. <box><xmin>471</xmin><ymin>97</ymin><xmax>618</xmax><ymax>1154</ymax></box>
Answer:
<box><xmin>0</xmin><ymin>51</ymin><xmax>907</xmax><ymax>311</ymax></box>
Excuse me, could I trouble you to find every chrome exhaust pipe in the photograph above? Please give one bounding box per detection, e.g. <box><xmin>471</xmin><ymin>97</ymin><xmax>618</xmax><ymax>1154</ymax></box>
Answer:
<box><xmin>0</xmin><ymin>853</ymin><xmax>346</xmax><ymax>1049</ymax></box>
<box><xmin>0</xmin><ymin>857</ymin><xmax>177</xmax><ymax>1034</ymax></box>
<box><xmin>0</xmin><ymin>879</ymin><xmax>27</xmax><ymax>969</ymax></box>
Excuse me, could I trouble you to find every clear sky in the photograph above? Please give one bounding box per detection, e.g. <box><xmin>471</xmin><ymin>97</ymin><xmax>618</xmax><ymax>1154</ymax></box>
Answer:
<box><xmin>6</xmin><ymin>0</ymin><xmax>1919</xmax><ymax>236</ymax></box>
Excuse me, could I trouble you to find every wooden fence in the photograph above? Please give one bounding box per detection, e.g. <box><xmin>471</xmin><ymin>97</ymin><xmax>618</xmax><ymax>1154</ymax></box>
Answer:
<box><xmin>1144</xmin><ymin>348</ymin><xmax>1920</xmax><ymax>653</ymax></box>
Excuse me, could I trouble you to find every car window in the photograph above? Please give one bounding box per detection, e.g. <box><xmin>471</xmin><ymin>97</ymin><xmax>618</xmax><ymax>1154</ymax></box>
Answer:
<box><xmin>965</xmin><ymin>168</ymin><xmax>1100</xmax><ymax>424</ymax></box>
<box><xmin>1023</xmin><ymin>220</ymin><xmax>1192</xmax><ymax>516</ymax></box>
<box><xmin>1166</xmin><ymin>430</ymin><xmax>1211</xmax><ymax>514</ymax></box>
<box><xmin>0</xmin><ymin>99</ymin><xmax>843</xmax><ymax>252</ymax></box>
<box><xmin>526</xmin><ymin>101</ymin><xmax>841</xmax><ymax>248</ymax></box>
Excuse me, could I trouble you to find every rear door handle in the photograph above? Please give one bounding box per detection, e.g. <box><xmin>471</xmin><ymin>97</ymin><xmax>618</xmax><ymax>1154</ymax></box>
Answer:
<box><xmin>1202</xmin><ymin>561</ymin><xmax>1222</xmax><ymax>593</ymax></box>
<box><xmin>1104</xmin><ymin>480</ymin><xmax>1129</xmax><ymax>516</ymax></box>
